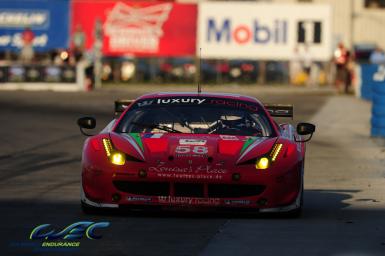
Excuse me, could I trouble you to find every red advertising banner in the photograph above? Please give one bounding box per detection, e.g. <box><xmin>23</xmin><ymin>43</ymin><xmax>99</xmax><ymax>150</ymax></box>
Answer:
<box><xmin>71</xmin><ymin>1</ymin><xmax>197</xmax><ymax>57</ymax></box>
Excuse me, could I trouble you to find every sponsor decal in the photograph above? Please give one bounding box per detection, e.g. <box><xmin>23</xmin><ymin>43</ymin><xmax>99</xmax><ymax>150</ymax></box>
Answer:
<box><xmin>156</xmin><ymin>173</ymin><xmax>224</xmax><ymax>180</ymax></box>
<box><xmin>207</xmin><ymin>18</ymin><xmax>288</xmax><ymax>45</ymax></box>
<box><xmin>158</xmin><ymin>196</ymin><xmax>221</xmax><ymax>206</ymax></box>
<box><xmin>297</xmin><ymin>20</ymin><xmax>322</xmax><ymax>45</ymax></box>
<box><xmin>72</xmin><ymin>1</ymin><xmax>197</xmax><ymax>56</ymax></box>
<box><xmin>143</xmin><ymin>133</ymin><xmax>164</xmax><ymax>138</ymax></box>
<box><xmin>127</xmin><ymin>196</ymin><xmax>152</xmax><ymax>202</ymax></box>
<box><xmin>149</xmin><ymin>164</ymin><xmax>227</xmax><ymax>180</ymax></box>
<box><xmin>224</xmin><ymin>199</ymin><xmax>251</xmax><ymax>205</ymax></box>
<box><xmin>195</xmin><ymin>165</ymin><xmax>227</xmax><ymax>174</ymax></box>
<box><xmin>209</xmin><ymin>99</ymin><xmax>258</xmax><ymax>111</ymax></box>
<box><xmin>0</xmin><ymin>33</ymin><xmax>49</xmax><ymax>48</ymax></box>
<box><xmin>104</xmin><ymin>2</ymin><xmax>172</xmax><ymax>53</ymax></box>
<box><xmin>132</xmin><ymin>97</ymin><xmax>260</xmax><ymax>112</ymax></box>
<box><xmin>198</xmin><ymin>3</ymin><xmax>331</xmax><ymax>61</ymax></box>
<box><xmin>0</xmin><ymin>1</ymin><xmax>70</xmax><ymax>51</ymax></box>
<box><xmin>175</xmin><ymin>153</ymin><xmax>207</xmax><ymax>158</ymax></box>
<box><xmin>156</xmin><ymin>98</ymin><xmax>206</xmax><ymax>105</ymax></box>
<box><xmin>137</xmin><ymin>100</ymin><xmax>154</xmax><ymax>107</ymax></box>
<box><xmin>220</xmin><ymin>135</ymin><xmax>239</xmax><ymax>140</ymax></box>
<box><xmin>149</xmin><ymin>165</ymin><xmax>227</xmax><ymax>174</ymax></box>
<box><xmin>149</xmin><ymin>166</ymin><xmax>192</xmax><ymax>173</ymax></box>
<box><xmin>0</xmin><ymin>10</ymin><xmax>49</xmax><ymax>28</ymax></box>
<box><xmin>179</xmin><ymin>139</ymin><xmax>207</xmax><ymax>145</ymax></box>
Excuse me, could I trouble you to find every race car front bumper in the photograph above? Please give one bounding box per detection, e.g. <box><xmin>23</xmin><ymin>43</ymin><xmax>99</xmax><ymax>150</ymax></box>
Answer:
<box><xmin>81</xmin><ymin>163</ymin><xmax>303</xmax><ymax>213</ymax></box>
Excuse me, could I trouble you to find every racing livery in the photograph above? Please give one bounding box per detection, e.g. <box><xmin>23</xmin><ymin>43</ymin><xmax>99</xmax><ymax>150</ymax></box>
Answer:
<box><xmin>77</xmin><ymin>92</ymin><xmax>315</xmax><ymax>216</ymax></box>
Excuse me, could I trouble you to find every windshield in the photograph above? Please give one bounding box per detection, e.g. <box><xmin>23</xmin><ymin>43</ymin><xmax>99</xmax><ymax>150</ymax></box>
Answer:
<box><xmin>115</xmin><ymin>97</ymin><xmax>274</xmax><ymax>137</ymax></box>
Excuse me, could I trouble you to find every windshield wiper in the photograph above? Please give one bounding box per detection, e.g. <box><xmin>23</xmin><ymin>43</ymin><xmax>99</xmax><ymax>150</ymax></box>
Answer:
<box><xmin>130</xmin><ymin>121</ymin><xmax>182</xmax><ymax>133</ymax></box>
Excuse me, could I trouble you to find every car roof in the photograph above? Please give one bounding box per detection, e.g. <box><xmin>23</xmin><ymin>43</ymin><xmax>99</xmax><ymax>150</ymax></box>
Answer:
<box><xmin>137</xmin><ymin>92</ymin><xmax>262</xmax><ymax>105</ymax></box>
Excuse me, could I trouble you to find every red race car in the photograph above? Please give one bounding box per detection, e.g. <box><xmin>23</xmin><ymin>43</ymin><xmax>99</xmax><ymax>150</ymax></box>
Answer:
<box><xmin>77</xmin><ymin>92</ymin><xmax>315</xmax><ymax>217</ymax></box>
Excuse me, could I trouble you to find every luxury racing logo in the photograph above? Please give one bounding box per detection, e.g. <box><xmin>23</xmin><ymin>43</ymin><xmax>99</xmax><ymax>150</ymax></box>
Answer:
<box><xmin>135</xmin><ymin>97</ymin><xmax>258</xmax><ymax>112</ymax></box>
<box><xmin>29</xmin><ymin>221</ymin><xmax>110</xmax><ymax>248</ymax></box>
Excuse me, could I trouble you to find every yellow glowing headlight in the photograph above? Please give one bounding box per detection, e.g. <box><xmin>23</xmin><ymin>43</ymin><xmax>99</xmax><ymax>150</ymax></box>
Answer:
<box><xmin>102</xmin><ymin>138</ymin><xmax>113</xmax><ymax>157</ymax></box>
<box><xmin>102</xmin><ymin>138</ymin><xmax>126</xmax><ymax>165</ymax></box>
<box><xmin>256</xmin><ymin>157</ymin><xmax>269</xmax><ymax>170</ymax></box>
<box><xmin>110</xmin><ymin>152</ymin><xmax>126</xmax><ymax>166</ymax></box>
<box><xmin>270</xmin><ymin>143</ymin><xmax>283</xmax><ymax>162</ymax></box>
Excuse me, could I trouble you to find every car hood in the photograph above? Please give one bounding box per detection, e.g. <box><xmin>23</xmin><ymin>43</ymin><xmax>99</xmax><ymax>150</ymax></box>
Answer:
<box><xmin>110</xmin><ymin>132</ymin><xmax>277</xmax><ymax>166</ymax></box>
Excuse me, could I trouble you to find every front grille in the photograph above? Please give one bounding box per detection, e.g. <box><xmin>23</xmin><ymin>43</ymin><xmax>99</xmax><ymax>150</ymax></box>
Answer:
<box><xmin>113</xmin><ymin>181</ymin><xmax>169</xmax><ymax>196</ymax></box>
<box><xmin>208</xmin><ymin>184</ymin><xmax>265</xmax><ymax>198</ymax></box>
<box><xmin>113</xmin><ymin>181</ymin><xmax>265</xmax><ymax>198</ymax></box>
<box><xmin>174</xmin><ymin>183</ymin><xmax>204</xmax><ymax>197</ymax></box>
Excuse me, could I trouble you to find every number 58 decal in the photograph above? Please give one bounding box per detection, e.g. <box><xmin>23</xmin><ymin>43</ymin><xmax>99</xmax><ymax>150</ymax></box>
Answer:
<box><xmin>175</xmin><ymin>145</ymin><xmax>208</xmax><ymax>154</ymax></box>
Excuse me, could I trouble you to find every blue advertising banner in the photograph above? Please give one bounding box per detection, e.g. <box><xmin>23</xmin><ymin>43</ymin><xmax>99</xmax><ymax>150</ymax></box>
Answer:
<box><xmin>0</xmin><ymin>0</ymin><xmax>69</xmax><ymax>51</ymax></box>
<box><xmin>359</xmin><ymin>64</ymin><xmax>385</xmax><ymax>101</ymax></box>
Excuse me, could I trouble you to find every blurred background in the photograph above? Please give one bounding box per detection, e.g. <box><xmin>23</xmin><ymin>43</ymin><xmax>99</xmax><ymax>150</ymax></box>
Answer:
<box><xmin>2</xmin><ymin>2</ymin><xmax>385</xmax><ymax>255</ymax></box>
<box><xmin>0</xmin><ymin>0</ymin><xmax>384</xmax><ymax>94</ymax></box>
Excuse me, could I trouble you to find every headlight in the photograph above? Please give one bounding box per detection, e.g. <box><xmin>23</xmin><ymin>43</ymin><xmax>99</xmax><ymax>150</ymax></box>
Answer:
<box><xmin>270</xmin><ymin>143</ymin><xmax>283</xmax><ymax>162</ymax></box>
<box><xmin>255</xmin><ymin>157</ymin><xmax>269</xmax><ymax>170</ymax></box>
<box><xmin>255</xmin><ymin>143</ymin><xmax>283</xmax><ymax>170</ymax></box>
<box><xmin>110</xmin><ymin>152</ymin><xmax>126</xmax><ymax>166</ymax></box>
<box><xmin>102</xmin><ymin>138</ymin><xmax>126</xmax><ymax>166</ymax></box>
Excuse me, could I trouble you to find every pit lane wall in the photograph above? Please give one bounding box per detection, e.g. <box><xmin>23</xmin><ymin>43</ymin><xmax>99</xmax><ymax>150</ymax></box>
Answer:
<box><xmin>0</xmin><ymin>63</ymin><xmax>87</xmax><ymax>92</ymax></box>
<box><xmin>0</xmin><ymin>0</ymin><xmax>86</xmax><ymax>91</ymax></box>
<box><xmin>356</xmin><ymin>64</ymin><xmax>385</xmax><ymax>137</ymax></box>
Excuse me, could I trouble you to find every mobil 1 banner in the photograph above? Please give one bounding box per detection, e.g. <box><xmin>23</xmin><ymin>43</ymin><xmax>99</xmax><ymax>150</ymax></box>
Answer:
<box><xmin>198</xmin><ymin>3</ymin><xmax>332</xmax><ymax>61</ymax></box>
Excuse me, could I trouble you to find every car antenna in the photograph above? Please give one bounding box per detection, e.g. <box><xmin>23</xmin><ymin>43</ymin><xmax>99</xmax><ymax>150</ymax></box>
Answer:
<box><xmin>198</xmin><ymin>47</ymin><xmax>202</xmax><ymax>93</ymax></box>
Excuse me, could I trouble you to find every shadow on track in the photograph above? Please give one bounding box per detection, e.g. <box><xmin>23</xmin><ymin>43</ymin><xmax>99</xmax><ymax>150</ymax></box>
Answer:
<box><xmin>1</xmin><ymin>191</ymin><xmax>384</xmax><ymax>256</ymax></box>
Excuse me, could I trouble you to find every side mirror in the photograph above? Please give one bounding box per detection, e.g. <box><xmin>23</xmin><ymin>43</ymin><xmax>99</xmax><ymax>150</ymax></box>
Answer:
<box><xmin>77</xmin><ymin>116</ymin><xmax>96</xmax><ymax>136</ymax></box>
<box><xmin>295</xmin><ymin>122</ymin><xmax>315</xmax><ymax>142</ymax></box>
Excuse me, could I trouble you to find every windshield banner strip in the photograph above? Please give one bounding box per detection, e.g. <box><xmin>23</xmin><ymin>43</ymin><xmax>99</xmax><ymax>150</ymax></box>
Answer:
<box><xmin>133</xmin><ymin>97</ymin><xmax>259</xmax><ymax>112</ymax></box>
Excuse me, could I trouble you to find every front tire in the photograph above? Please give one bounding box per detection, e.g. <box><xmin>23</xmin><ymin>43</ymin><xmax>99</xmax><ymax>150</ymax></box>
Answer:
<box><xmin>81</xmin><ymin>201</ymin><xmax>101</xmax><ymax>215</ymax></box>
<box><xmin>284</xmin><ymin>183</ymin><xmax>303</xmax><ymax>218</ymax></box>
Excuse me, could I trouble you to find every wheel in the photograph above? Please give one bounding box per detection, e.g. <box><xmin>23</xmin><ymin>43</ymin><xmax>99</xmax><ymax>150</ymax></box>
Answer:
<box><xmin>284</xmin><ymin>183</ymin><xmax>304</xmax><ymax>218</ymax></box>
<box><xmin>81</xmin><ymin>201</ymin><xmax>101</xmax><ymax>215</ymax></box>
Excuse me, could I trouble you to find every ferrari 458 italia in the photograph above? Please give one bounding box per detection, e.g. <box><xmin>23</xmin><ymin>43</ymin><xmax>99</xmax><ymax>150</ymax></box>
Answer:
<box><xmin>77</xmin><ymin>92</ymin><xmax>315</xmax><ymax>217</ymax></box>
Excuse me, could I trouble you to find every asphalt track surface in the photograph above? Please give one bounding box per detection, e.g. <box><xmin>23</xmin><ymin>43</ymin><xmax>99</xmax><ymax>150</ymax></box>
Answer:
<box><xmin>0</xmin><ymin>86</ymin><xmax>384</xmax><ymax>256</ymax></box>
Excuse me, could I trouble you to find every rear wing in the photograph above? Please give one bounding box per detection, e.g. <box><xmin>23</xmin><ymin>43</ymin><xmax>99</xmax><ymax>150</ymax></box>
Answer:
<box><xmin>114</xmin><ymin>99</ymin><xmax>135</xmax><ymax>116</ymax></box>
<box><xmin>264</xmin><ymin>104</ymin><xmax>293</xmax><ymax>118</ymax></box>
